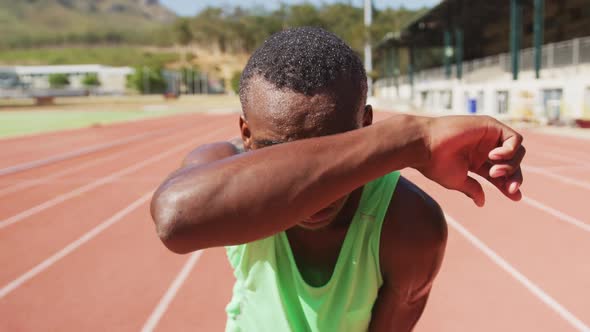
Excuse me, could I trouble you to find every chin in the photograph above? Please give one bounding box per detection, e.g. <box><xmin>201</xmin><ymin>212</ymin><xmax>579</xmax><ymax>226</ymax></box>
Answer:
<box><xmin>297</xmin><ymin>217</ymin><xmax>336</xmax><ymax>231</ymax></box>
<box><xmin>297</xmin><ymin>196</ymin><xmax>350</xmax><ymax>231</ymax></box>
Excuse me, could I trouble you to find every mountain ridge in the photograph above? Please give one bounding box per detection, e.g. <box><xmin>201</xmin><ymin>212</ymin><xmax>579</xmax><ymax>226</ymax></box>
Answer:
<box><xmin>0</xmin><ymin>0</ymin><xmax>177</xmax><ymax>48</ymax></box>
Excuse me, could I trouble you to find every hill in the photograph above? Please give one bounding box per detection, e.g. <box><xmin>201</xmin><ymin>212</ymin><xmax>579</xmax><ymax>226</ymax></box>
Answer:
<box><xmin>0</xmin><ymin>0</ymin><xmax>176</xmax><ymax>48</ymax></box>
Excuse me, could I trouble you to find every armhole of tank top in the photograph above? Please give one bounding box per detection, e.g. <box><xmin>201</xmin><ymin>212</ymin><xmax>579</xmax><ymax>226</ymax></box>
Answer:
<box><xmin>225</xmin><ymin>244</ymin><xmax>246</xmax><ymax>269</ymax></box>
<box><xmin>371</xmin><ymin>171</ymin><xmax>401</xmax><ymax>284</ymax></box>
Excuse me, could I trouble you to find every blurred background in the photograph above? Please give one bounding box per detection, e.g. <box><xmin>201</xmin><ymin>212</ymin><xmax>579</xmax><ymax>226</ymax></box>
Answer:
<box><xmin>0</xmin><ymin>0</ymin><xmax>589</xmax><ymax>128</ymax></box>
<box><xmin>0</xmin><ymin>1</ymin><xmax>589</xmax><ymax>331</ymax></box>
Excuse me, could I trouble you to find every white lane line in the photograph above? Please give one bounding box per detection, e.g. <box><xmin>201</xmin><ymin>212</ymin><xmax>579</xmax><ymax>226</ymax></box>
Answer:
<box><xmin>478</xmin><ymin>180</ymin><xmax>589</xmax><ymax>233</ymax></box>
<box><xmin>0</xmin><ymin>126</ymin><xmax>227</xmax><ymax>230</ymax></box>
<box><xmin>0</xmin><ymin>192</ymin><xmax>152</xmax><ymax>299</ymax></box>
<box><xmin>0</xmin><ymin>127</ymin><xmax>190</xmax><ymax>198</ymax></box>
<box><xmin>141</xmin><ymin>251</ymin><xmax>204</xmax><ymax>332</ymax></box>
<box><xmin>446</xmin><ymin>214</ymin><xmax>590</xmax><ymax>332</ymax></box>
<box><xmin>522</xmin><ymin>197</ymin><xmax>590</xmax><ymax>233</ymax></box>
<box><xmin>0</xmin><ymin>125</ymin><xmax>180</xmax><ymax>177</ymax></box>
<box><xmin>533</xmin><ymin>165</ymin><xmax>589</xmax><ymax>172</ymax></box>
<box><xmin>524</xmin><ymin>166</ymin><xmax>590</xmax><ymax>191</ymax></box>
<box><xmin>533</xmin><ymin>151</ymin><xmax>590</xmax><ymax>168</ymax></box>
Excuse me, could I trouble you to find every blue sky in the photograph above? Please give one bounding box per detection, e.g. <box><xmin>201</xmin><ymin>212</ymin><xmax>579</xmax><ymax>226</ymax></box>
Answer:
<box><xmin>160</xmin><ymin>0</ymin><xmax>441</xmax><ymax>17</ymax></box>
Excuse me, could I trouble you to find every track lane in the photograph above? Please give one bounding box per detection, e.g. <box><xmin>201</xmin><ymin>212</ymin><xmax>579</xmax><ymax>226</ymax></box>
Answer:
<box><xmin>415</xmin><ymin>217</ymin><xmax>574</xmax><ymax>332</ymax></box>
<box><xmin>403</xmin><ymin>169</ymin><xmax>590</xmax><ymax>327</ymax></box>
<box><xmin>152</xmin><ymin>248</ymin><xmax>234</xmax><ymax>332</ymax></box>
<box><xmin>0</xmin><ymin>119</ymin><xmax>223</xmax><ymax>222</ymax></box>
<box><xmin>0</xmin><ymin>112</ymin><xmax>227</xmax><ymax>171</ymax></box>
<box><xmin>0</xmin><ymin>120</ymin><xmax>236</xmax><ymax>331</ymax></box>
<box><xmin>0</xmin><ymin>199</ymin><xmax>189</xmax><ymax>331</ymax></box>
<box><xmin>0</xmin><ymin>116</ymin><xmax>234</xmax><ymax>287</ymax></box>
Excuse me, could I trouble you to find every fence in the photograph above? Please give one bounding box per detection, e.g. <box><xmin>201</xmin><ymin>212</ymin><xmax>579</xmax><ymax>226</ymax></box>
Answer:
<box><xmin>376</xmin><ymin>36</ymin><xmax>590</xmax><ymax>88</ymax></box>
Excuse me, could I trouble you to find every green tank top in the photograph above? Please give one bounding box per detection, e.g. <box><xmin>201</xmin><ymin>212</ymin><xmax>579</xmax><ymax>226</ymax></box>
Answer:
<box><xmin>225</xmin><ymin>171</ymin><xmax>400</xmax><ymax>332</ymax></box>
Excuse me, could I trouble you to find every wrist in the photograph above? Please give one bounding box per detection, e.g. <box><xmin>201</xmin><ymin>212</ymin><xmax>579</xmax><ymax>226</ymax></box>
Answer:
<box><xmin>413</xmin><ymin>115</ymin><xmax>433</xmax><ymax>169</ymax></box>
<box><xmin>377</xmin><ymin>114</ymin><xmax>432</xmax><ymax>170</ymax></box>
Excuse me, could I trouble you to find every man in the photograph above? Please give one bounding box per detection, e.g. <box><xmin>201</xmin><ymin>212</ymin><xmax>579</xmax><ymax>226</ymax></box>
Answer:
<box><xmin>151</xmin><ymin>27</ymin><xmax>525</xmax><ymax>331</ymax></box>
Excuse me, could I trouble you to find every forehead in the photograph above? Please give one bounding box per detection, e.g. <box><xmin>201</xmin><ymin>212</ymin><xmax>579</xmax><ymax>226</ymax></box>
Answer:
<box><xmin>243</xmin><ymin>76</ymin><xmax>361</xmax><ymax>141</ymax></box>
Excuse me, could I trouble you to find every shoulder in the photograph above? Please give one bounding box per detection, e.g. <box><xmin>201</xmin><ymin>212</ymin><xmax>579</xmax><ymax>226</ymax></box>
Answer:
<box><xmin>387</xmin><ymin>176</ymin><xmax>447</xmax><ymax>248</ymax></box>
<box><xmin>379</xmin><ymin>176</ymin><xmax>447</xmax><ymax>300</ymax></box>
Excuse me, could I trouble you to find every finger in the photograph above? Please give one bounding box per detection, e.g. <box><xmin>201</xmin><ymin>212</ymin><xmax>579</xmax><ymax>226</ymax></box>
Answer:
<box><xmin>506</xmin><ymin>168</ymin><xmax>524</xmax><ymax>196</ymax></box>
<box><xmin>488</xmin><ymin>126</ymin><xmax>523</xmax><ymax>161</ymax></box>
<box><xmin>489</xmin><ymin>145</ymin><xmax>526</xmax><ymax>177</ymax></box>
<box><xmin>474</xmin><ymin>164</ymin><xmax>522</xmax><ymax>201</ymax></box>
<box><xmin>456</xmin><ymin>176</ymin><xmax>485</xmax><ymax>207</ymax></box>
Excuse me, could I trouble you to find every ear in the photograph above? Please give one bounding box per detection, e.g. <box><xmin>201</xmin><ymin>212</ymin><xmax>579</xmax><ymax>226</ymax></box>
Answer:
<box><xmin>239</xmin><ymin>115</ymin><xmax>252</xmax><ymax>151</ymax></box>
<box><xmin>362</xmin><ymin>105</ymin><xmax>373</xmax><ymax>127</ymax></box>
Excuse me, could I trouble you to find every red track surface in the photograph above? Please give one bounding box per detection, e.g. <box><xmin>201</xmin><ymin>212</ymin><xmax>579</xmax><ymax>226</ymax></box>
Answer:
<box><xmin>0</xmin><ymin>112</ymin><xmax>588</xmax><ymax>331</ymax></box>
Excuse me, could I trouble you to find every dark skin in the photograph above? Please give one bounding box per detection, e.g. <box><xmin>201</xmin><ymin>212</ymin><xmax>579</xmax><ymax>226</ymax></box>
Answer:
<box><xmin>151</xmin><ymin>75</ymin><xmax>525</xmax><ymax>331</ymax></box>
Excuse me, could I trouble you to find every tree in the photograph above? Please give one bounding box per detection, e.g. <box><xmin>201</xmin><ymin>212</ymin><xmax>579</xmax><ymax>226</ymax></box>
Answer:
<box><xmin>127</xmin><ymin>66</ymin><xmax>167</xmax><ymax>94</ymax></box>
<box><xmin>285</xmin><ymin>4</ymin><xmax>324</xmax><ymax>28</ymax></box>
<box><xmin>230</xmin><ymin>71</ymin><xmax>241</xmax><ymax>94</ymax></box>
<box><xmin>48</xmin><ymin>73</ymin><xmax>70</xmax><ymax>88</ymax></box>
<box><xmin>82</xmin><ymin>73</ymin><xmax>100</xmax><ymax>87</ymax></box>
<box><xmin>174</xmin><ymin>18</ymin><xmax>193</xmax><ymax>46</ymax></box>
<box><xmin>319</xmin><ymin>4</ymin><xmax>364</xmax><ymax>51</ymax></box>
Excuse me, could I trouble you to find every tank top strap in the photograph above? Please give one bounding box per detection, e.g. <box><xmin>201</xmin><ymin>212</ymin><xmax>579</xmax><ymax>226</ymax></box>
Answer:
<box><xmin>357</xmin><ymin>171</ymin><xmax>401</xmax><ymax>282</ymax></box>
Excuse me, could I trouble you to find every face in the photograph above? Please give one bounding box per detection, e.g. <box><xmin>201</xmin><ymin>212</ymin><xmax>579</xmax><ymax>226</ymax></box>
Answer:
<box><xmin>240</xmin><ymin>76</ymin><xmax>372</xmax><ymax>230</ymax></box>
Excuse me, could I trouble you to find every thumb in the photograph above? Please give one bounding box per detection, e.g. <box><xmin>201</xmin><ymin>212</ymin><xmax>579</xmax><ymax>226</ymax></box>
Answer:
<box><xmin>457</xmin><ymin>176</ymin><xmax>485</xmax><ymax>207</ymax></box>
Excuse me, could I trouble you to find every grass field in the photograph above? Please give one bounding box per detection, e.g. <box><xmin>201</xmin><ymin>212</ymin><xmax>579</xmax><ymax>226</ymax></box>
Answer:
<box><xmin>0</xmin><ymin>95</ymin><xmax>240</xmax><ymax>138</ymax></box>
<box><xmin>0</xmin><ymin>47</ymin><xmax>180</xmax><ymax>67</ymax></box>
<box><xmin>0</xmin><ymin>110</ymin><xmax>177</xmax><ymax>138</ymax></box>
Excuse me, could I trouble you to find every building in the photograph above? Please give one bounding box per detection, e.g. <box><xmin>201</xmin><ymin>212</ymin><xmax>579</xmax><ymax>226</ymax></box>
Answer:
<box><xmin>374</xmin><ymin>0</ymin><xmax>590</xmax><ymax>124</ymax></box>
<box><xmin>0</xmin><ymin>64</ymin><xmax>133</xmax><ymax>98</ymax></box>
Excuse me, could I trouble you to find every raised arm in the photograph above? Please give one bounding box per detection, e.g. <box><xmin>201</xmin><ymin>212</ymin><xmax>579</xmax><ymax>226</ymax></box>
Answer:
<box><xmin>150</xmin><ymin>114</ymin><xmax>524</xmax><ymax>254</ymax></box>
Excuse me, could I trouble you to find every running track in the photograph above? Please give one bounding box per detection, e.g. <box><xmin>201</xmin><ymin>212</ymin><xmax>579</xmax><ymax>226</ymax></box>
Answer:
<box><xmin>0</xmin><ymin>111</ymin><xmax>588</xmax><ymax>331</ymax></box>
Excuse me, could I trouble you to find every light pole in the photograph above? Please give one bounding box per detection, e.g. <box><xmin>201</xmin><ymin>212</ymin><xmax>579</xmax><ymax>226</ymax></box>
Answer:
<box><xmin>364</xmin><ymin>0</ymin><xmax>373</xmax><ymax>96</ymax></box>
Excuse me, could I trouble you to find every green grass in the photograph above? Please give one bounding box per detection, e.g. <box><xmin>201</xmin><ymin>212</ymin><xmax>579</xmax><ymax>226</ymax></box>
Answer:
<box><xmin>0</xmin><ymin>47</ymin><xmax>180</xmax><ymax>67</ymax></box>
<box><xmin>0</xmin><ymin>95</ymin><xmax>241</xmax><ymax>138</ymax></box>
<box><xmin>0</xmin><ymin>109</ymin><xmax>179</xmax><ymax>138</ymax></box>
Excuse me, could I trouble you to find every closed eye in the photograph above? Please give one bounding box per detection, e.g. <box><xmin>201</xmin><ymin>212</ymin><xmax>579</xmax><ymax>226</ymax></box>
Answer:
<box><xmin>253</xmin><ymin>139</ymin><xmax>286</xmax><ymax>148</ymax></box>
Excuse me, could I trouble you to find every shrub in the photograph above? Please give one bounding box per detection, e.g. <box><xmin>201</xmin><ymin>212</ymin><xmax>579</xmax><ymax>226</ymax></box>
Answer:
<box><xmin>230</xmin><ymin>71</ymin><xmax>241</xmax><ymax>94</ymax></box>
<box><xmin>82</xmin><ymin>73</ymin><xmax>101</xmax><ymax>87</ymax></box>
<box><xmin>127</xmin><ymin>66</ymin><xmax>166</xmax><ymax>94</ymax></box>
<box><xmin>48</xmin><ymin>73</ymin><xmax>70</xmax><ymax>88</ymax></box>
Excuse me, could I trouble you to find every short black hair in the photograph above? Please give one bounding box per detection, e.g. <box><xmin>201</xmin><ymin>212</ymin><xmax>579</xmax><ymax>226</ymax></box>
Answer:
<box><xmin>239</xmin><ymin>26</ymin><xmax>367</xmax><ymax>109</ymax></box>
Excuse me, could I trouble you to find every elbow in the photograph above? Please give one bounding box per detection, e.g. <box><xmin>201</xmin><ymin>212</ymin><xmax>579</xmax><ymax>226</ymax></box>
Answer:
<box><xmin>150</xmin><ymin>190</ymin><xmax>203</xmax><ymax>255</ymax></box>
<box><xmin>150</xmin><ymin>190</ymin><xmax>176</xmax><ymax>240</ymax></box>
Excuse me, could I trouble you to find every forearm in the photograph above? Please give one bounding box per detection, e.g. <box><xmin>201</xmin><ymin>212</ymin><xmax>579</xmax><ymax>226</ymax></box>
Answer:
<box><xmin>151</xmin><ymin>114</ymin><xmax>429</xmax><ymax>252</ymax></box>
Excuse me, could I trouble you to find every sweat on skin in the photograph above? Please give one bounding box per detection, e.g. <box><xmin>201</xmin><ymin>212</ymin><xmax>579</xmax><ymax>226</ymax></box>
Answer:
<box><xmin>150</xmin><ymin>27</ymin><xmax>525</xmax><ymax>331</ymax></box>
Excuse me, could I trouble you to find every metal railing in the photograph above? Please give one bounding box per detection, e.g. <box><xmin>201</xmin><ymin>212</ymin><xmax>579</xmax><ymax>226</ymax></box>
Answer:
<box><xmin>376</xmin><ymin>35</ymin><xmax>590</xmax><ymax>88</ymax></box>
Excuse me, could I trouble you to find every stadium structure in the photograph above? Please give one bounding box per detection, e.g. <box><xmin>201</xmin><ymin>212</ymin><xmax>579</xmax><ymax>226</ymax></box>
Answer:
<box><xmin>374</xmin><ymin>0</ymin><xmax>590</xmax><ymax>125</ymax></box>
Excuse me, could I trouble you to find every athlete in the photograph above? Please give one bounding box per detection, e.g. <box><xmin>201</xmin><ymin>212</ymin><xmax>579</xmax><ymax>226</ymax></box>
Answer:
<box><xmin>150</xmin><ymin>27</ymin><xmax>525</xmax><ymax>331</ymax></box>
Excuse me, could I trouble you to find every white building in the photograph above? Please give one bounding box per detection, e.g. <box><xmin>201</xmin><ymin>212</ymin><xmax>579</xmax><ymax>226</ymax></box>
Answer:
<box><xmin>0</xmin><ymin>64</ymin><xmax>133</xmax><ymax>97</ymax></box>
<box><xmin>375</xmin><ymin>37</ymin><xmax>590</xmax><ymax>124</ymax></box>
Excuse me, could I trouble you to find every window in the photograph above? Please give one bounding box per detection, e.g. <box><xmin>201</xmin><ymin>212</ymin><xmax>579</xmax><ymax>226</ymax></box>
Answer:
<box><xmin>441</xmin><ymin>90</ymin><xmax>453</xmax><ymax>110</ymax></box>
<box><xmin>542</xmin><ymin>88</ymin><xmax>563</xmax><ymax>122</ymax></box>
<box><xmin>584</xmin><ymin>87</ymin><xmax>590</xmax><ymax>117</ymax></box>
<box><xmin>496</xmin><ymin>91</ymin><xmax>509</xmax><ymax>114</ymax></box>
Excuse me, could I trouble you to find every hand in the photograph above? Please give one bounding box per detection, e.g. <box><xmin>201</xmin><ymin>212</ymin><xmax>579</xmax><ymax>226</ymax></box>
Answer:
<box><xmin>417</xmin><ymin>115</ymin><xmax>525</xmax><ymax>207</ymax></box>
